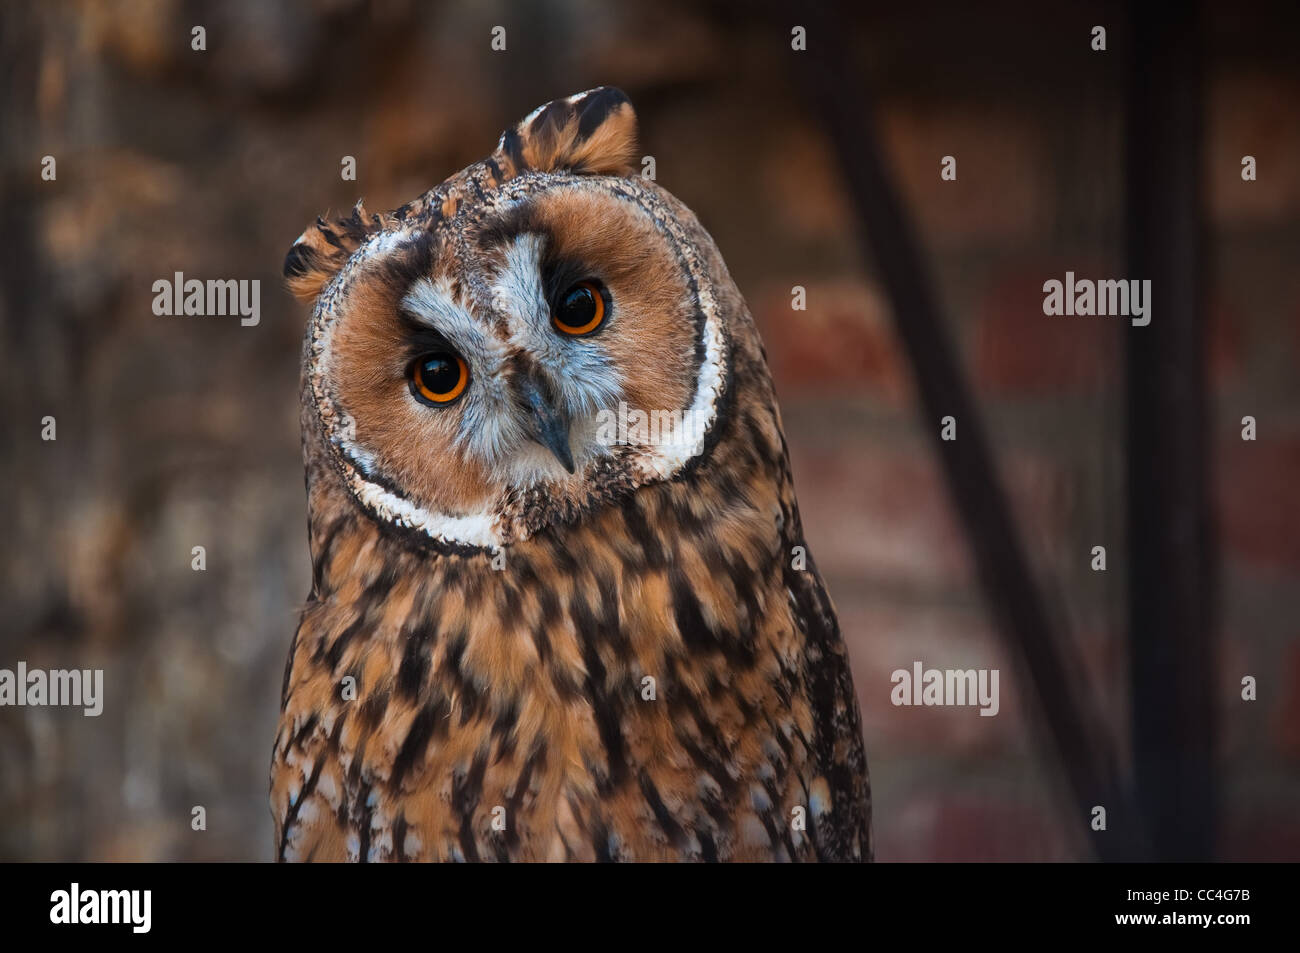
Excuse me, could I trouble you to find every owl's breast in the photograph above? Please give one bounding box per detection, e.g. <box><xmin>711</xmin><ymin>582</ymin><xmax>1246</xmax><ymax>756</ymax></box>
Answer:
<box><xmin>273</xmin><ymin>467</ymin><xmax>868</xmax><ymax>861</ymax></box>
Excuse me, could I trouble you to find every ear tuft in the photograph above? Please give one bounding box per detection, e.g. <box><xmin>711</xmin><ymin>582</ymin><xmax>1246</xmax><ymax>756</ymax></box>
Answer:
<box><xmin>284</xmin><ymin>201</ymin><xmax>385</xmax><ymax>302</ymax></box>
<box><xmin>495</xmin><ymin>86</ymin><xmax>638</xmax><ymax>178</ymax></box>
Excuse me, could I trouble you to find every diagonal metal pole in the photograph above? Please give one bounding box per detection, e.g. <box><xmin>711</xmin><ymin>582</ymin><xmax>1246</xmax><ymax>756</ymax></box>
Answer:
<box><xmin>1125</xmin><ymin>1</ymin><xmax>1217</xmax><ymax>862</ymax></box>
<box><xmin>788</xmin><ymin>3</ymin><xmax>1147</xmax><ymax>861</ymax></box>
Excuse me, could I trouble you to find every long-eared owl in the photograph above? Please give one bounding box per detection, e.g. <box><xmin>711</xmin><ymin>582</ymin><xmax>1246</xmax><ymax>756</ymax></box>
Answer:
<box><xmin>270</xmin><ymin>87</ymin><xmax>871</xmax><ymax>862</ymax></box>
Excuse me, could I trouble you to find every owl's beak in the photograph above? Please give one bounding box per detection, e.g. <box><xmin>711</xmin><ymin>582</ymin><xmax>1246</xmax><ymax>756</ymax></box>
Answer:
<box><xmin>516</xmin><ymin>372</ymin><xmax>575</xmax><ymax>474</ymax></box>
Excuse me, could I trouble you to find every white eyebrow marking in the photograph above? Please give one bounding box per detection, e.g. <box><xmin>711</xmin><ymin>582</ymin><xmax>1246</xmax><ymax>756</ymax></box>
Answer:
<box><xmin>491</xmin><ymin>232</ymin><xmax>551</xmax><ymax>336</ymax></box>
<box><xmin>402</xmin><ymin>277</ymin><xmax>489</xmax><ymax>352</ymax></box>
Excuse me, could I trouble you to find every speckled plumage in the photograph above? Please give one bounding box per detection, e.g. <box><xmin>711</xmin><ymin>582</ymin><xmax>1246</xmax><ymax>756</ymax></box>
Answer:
<box><xmin>271</xmin><ymin>88</ymin><xmax>871</xmax><ymax>861</ymax></box>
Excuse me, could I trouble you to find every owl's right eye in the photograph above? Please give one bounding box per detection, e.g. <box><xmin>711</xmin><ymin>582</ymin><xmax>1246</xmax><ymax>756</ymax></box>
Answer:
<box><xmin>552</xmin><ymin>281</ymin><xmax>607</xmax><ymax>336</ymax></box>
<box><xmin>409</xmin><ymin>352</ymin><xmax>469</xmax><ymax>406</ymax></box>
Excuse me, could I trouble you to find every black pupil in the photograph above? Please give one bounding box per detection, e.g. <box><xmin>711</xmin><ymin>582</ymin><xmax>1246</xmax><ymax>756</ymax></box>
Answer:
<box><xmin>558</xmin><ymin>286</ymin><xmax>596</xmax><ymax>327</ymax></box>
<box><xmin>419</xmin><ymin>354</ymin><xmax>459</xmax><ymax>394</ymax></box>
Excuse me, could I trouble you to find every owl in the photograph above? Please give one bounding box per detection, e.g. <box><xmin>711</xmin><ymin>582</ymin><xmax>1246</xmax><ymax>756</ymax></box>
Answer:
<box><xmin>270</xmin><ymin>87</ymin><xmax>871</xmax><ymax>862</ymax></box>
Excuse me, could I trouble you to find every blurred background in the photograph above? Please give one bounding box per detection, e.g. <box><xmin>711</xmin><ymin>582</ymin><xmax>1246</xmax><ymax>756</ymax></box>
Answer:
<box><xmin>1</xmin><ymin>0</ymin><xmax>1297</xmax><ymax>861</ymax></box>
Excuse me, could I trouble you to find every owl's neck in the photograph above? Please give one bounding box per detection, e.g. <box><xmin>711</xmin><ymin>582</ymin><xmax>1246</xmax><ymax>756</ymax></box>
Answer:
<box><xmin>304</xmin><ymin>389</ymin><xmax>792</xmax><ymax>693</ymax></box>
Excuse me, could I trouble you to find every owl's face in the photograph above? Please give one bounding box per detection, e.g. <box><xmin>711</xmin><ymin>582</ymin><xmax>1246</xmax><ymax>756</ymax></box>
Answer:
<box><xmin>286</xmin><ymin>89</ymin><xmax>731</xmax><ymax>552</ymax></box>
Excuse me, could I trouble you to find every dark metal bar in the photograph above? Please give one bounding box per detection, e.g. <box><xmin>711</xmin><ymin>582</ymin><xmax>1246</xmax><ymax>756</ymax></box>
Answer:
<box><xmin>1125</xmin><ymin>2</ymin><xmax>1217</xmax><ymax>861</ymax></box>
<box><xmin>790</xmin><ymin>3</ymin><xmax>1146</xmax><ymax>860</ymax></box>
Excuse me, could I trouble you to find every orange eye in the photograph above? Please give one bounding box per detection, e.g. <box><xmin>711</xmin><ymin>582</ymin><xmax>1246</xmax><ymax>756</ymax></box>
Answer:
<box><xmin>410</xmin><ymin>352</ymin><xmax>469</xmax><ymax>405</ymax></box>
<box><xmin>553</xmin><ymin>281</ymin><xmax>606</xmax><ymax>335</ymax></box>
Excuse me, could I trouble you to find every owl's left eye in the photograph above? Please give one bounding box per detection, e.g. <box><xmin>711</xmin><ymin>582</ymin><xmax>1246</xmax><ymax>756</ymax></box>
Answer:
<box><xmin>409</xmin><ymin>352</ymin><xmax>469</xmax><ymax>406</ymax></box>
<box><xmin>552</xmin><ymin>281</ymin><xmax>607</xmax><ymax>336</ymax></box>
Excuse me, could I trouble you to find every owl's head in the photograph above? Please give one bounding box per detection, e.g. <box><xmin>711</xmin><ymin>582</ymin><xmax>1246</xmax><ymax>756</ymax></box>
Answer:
<box><xmin>286</xmin><ymin>88</ymin><xmax>736</xmax><ymax>553</ymax></box>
